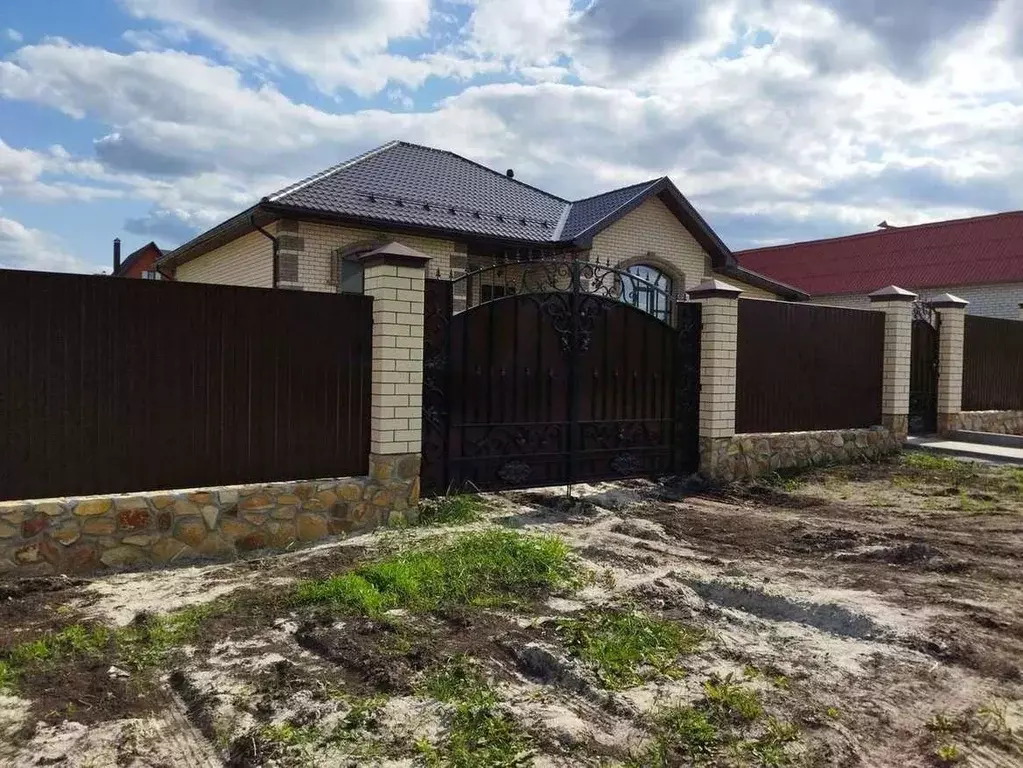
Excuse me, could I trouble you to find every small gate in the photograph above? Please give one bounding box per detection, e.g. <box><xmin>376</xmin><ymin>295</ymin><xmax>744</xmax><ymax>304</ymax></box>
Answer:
<box><xmin>909</xmin><ymin>301</ymin><xmax>939</xmax><ymax>435</ymax></box>
<box><xmin>421</xmin><ymin>259</ymin><xmax>701</xmax><ymax>494</ymax></box>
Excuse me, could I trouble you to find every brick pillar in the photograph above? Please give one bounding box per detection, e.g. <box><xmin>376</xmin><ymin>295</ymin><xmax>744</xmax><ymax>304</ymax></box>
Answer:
<box><xmin>358</xmin><ymin>242</ymin><xmax>430</xmax><ymax>501</ymax></box>
<box><xmin>689</xmin><ymin>279</ymin><xmax>742</xmax><ymax>477</ymax></box>
<box><xmin>868</xmin><ymin>285</ymin><xmax>917</xmax><ymax>440</ymax></box>
<box><xmin>932</xmin><ymin>293</ymin><xmax>969</xmax><ymax>436</ymax></box>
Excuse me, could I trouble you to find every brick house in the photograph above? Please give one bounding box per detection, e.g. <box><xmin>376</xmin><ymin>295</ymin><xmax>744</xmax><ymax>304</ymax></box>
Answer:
<box><xmin>739</xmin><ymin>213</ymin><xmax>1023</xmax><ymax>320</ymax></box>
<box><xmin>157</xmin><ymin>141</ymin><xmax>804</xmax><ymax>307</ymax></box>
<box><xmin>112</xmin><ymin>239</ymin><xmax>169</xmax><ymax>280</ymax></box>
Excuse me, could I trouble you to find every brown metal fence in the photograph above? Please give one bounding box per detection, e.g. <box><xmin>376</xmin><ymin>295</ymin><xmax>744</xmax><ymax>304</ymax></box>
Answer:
<box><xmin>0</xmin><ymin>269</ymin><xmax>372</xmax><ymax>501</ymax></box>
<box><xmin>736</xmin><ymin>299</ymin><xmax>884</xmax><ymax>433</ymax></box>
<box><xmin>963</xmin><ymin>315</ymin><xmax>1023</xmax><ymax>411</ymax></box>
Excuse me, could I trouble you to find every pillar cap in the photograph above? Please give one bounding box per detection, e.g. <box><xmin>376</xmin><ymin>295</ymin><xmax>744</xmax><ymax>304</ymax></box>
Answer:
<box><xmin>868</xmin><ymin>285</ymin><xmax>918</xmax><ymax>303</ymax></box>
<box><xmin>357</xmin><ymin>241</ymin><xmax>432</xmax><ymax>268</ymax></box>
<box><xmin>930</xmin><ymin>293</ymin><xmax>969</xmax><ymax>309</ymax></box>
<box><xmin>688</xmin><ymin>278</ymin><xmax>742</xmax><ymax>300</ymax></box>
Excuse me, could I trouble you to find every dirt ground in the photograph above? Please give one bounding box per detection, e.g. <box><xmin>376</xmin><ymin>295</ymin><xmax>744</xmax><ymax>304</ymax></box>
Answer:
<box><xmin>1</xmin><ymin>454</ymin><xmax>1022</xmax><ymax>767</ymax></box>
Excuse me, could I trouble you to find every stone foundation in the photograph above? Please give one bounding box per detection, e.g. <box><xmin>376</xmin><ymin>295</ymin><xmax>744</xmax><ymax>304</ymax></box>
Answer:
<box><xmin>954</xmin><ymin>411</ymin><xmax>1023</xmax><ymax>435</ymax></box>
<box><xmin>0</xmin><ymin>453</ymin><xmax>420</xmax><ymax>577</ymax></box>
<box><xmin>699</xmin><ymin>426</ymin><xmax>901</xmax><ymax>483</ymax></box>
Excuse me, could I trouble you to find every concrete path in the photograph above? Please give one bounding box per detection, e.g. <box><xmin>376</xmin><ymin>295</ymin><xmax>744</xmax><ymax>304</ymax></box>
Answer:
<box><xmin>905</xmin><ymin>435</ymin><xmax>1023</xmax><ymax>465</ymax></box>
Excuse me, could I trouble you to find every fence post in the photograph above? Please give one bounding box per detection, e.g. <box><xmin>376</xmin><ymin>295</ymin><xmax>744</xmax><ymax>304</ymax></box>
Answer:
<box><xmin>1019</xmin><ymin>302</ymin><xmax>1023</xmax><ymax>322</ymax></box>
<box><xmin>868</xmin><ymin>285</ymin><xmax>917</xmax><ymax>441</ymax></box>
<box><xmin>688</xmin><ymin>278</ymin><xmax>742</xmax><ymax>478</ymax></box>
<box><xmin>358</xmin><ymin>242</ymin><xmax>430</xmax><ymax>509</ymax></box>
<box><xmin>931</xmin><ymin>293</ymin><xmax>969</xmax><ymax>436</ymax></box>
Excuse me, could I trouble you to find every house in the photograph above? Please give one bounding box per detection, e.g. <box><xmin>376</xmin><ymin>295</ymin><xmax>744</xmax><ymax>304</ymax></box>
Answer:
<box><xmin>738</xmin><ymin>212</ymin><xmax>1023</xmax><ymax>320</ymax></box>
<box><xmin>156</xmin><ymin>141</ymin><xmax>804</xmax><ymax>309</ymax></box>
<box><xmin>112</xmin><ymin>239</ymin><xmax>168</xmax><ymax>279</ymax></box>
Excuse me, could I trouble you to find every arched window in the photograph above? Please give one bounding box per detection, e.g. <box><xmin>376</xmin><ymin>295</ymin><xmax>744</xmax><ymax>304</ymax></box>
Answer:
<box><xmin>625</xmin><ymin>264</ymin><xmax>673</xmax><ymax>322</ymax></box>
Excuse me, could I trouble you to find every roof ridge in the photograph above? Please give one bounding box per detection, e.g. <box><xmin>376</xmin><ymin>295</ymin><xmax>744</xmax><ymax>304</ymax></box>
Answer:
<box><xmin>394</xmin><ymin>140</ymin><xmax>570</xmax><ymax>204</ymax></box>
<box><xmin>566</xmin><ymin>177</ymin><xmax>665</xmax><ymax>241</ymax></box>
<box><xmin>266</xmin><ymin>140</ymin><xmax>401</xmax><ymax>202</ymax></box>
<box><xmin>570</xmin><ymin>178</ymin><xmax>662</xmax><ymax>204</ymax></box>
<box><xmin>738</xmin><ymin>209</ymin><xmax>1023</xmax><ymax>255</ymax></box>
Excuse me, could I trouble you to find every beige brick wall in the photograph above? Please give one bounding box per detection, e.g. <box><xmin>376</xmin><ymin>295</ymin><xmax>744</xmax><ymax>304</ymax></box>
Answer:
<box><xmin>589</xmin><ymin>197</ymin><xmax>780</xmax><ymax>299</ymax></box>
<box><xmin>695</xmin><ymin>296</ymin><xmax>739</xmax><ymax>439</ymax></box>
<box><xmin>817</xmin><ymin>283</ymin><xmax>1023</xmax><ymax>320</ymax></box>
<box><xmin>874</xmin><ymin>301</ymin><xmax>913</xmax><ymax>424</ymax></box>
<box><xmin>364</xmin><ymin>263</ymin><xmax>426</xmax><ymax>455</ymax></box>
<box><xmin>591</xmin><ymin>197</ymin><xmax>712</xmax><ymax>293</ymax></box>
<box><xmin>936</xmin><ymin>307</ymin><xmax>966</xmax><ymax>420</ymax></box>
<box><xmin>174</xmin><ymin>230</ymin><xmax>273</xmax><ymax>287</ymax></box>
<box><xmin>276</xmin><ymin>220</ymin><xmax>463</xmax><ymax>293</ymax></box>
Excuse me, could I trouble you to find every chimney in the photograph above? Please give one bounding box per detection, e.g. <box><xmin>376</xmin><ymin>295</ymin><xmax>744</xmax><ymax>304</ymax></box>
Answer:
<box><xmin>113</xmin><ymin>238</ymin><xmax>122</xmax><ymax>275</ymax></box>
<box><xmin>506</xmin><ymin>169</ymin><xmax>514</xmax><ymax>179</ymax></box>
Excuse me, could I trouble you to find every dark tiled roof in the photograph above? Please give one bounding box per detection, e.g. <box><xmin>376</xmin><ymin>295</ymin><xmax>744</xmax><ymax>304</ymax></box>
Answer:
<box><xmin>738</xmin><ymin>211</ymin><xmax>1023</xmax><ymax>295</ymax></box>
<box><xmin>268</xmin><ymin>141</ymin><xmax>568</xmax><ymax>242</ymax></box>
<box><xmin>558</xmin><ymin>179</ymin><xmax>661</xmax><ymax>240</ymax></box>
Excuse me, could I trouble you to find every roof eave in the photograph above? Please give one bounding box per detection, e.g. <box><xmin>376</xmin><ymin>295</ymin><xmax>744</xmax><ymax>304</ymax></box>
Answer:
<box><xmin>717</xmin><ymin>264</ymin><xmax>809</xmax><ymax>301</ymax></box>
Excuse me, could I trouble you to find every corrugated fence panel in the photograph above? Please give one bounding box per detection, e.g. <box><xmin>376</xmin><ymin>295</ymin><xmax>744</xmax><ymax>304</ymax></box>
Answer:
<box><xmin>0</xmin><ymin>269</ymin><xmax>372</xmax><ymax>501</ymax></box>
<box><xmin>736</xmin><ymin>299</ymin><xmax>885</xmax><ymax>433</ymax></box>
<box><xmin>963</xmin><ymin>315</ymin><xmax>1023</xmax><ymax>411</ymax></box>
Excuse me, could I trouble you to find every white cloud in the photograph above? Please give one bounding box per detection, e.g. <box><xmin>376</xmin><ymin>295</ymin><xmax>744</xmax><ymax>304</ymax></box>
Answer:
<box><xmin>0</xmin><ymin>214</ymin><xmax>91</xmax><ymax>272</ymax></box>
<box><xmin>4</xmin><ymin>29</ymin><xmax>22</xmax><ymax>43</ymax></box>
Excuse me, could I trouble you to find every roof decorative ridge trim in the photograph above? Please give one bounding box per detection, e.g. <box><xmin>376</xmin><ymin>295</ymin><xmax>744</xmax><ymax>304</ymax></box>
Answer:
<box><xmin>551</xmin><ymin>202</ymin><xmax>573</xmax><ymax>240</ymax></box>
<box><xmin>266</xmin><ymin>141</ymin><xmax>401</xmax><ymax>203</ymax></box>
<box><xmin>569</xmin><ymin>178</ymin><xmax>661</xmax><ymax>205</ymax></box>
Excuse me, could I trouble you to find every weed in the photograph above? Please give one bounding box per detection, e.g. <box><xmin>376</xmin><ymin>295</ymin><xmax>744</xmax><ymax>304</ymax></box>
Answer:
<box><xmin>702</xmin><ymin>673</ymin><xmax>764</xmax><ymax>724</ymax></box>
<box><xmin>742</xmin><ymin>665</ymin><xmax>761</xmax><ymax>680</ymax></box>
<box><xmin>556</xmin><ymin>610</ymin><xmax>704</xmax><ymax>689</ymax></box>
<box><xmin>294</xmin><ymin>529</ymin><xmax>579</xmax><ymax>615</ymax></box>
<box><xmin>934</xmin><ymin>743</ymin><xmax>963</xmax><ymax>764</ymax></box>
<box><xmin>416</xmin><ymin>656</ymin><xmax>532</xmax><ymax>767</ymax></box>
<box><xmin>927</xmin><ymin>713</ymin><xmax>964</xmax><ymax>735</ymax></box>
<box><xmin>957</xmin><ymin>491</ymin><xmax>996</xmax><ymax>513</ymax></box>
<box><xmin>760</xmin><ymin>471</ymin><xmax>805</xmax><ymax>492</ymax></box>
<box><xmin>416</xmin><ymin>495</ymin><xmax>487</xmax><ymax>527</ymax></box>
<box><xmin>0</xmin><ymin>604</ymin><xmax>220</xmax><ymax>693</ymax></box>
<box><xmin>903</xmin><ymin>453</ymin><xmax>977</xmax><ymax>488</ymax></box>
<box><xmin>741</xmin><ymin>718</ymin><xmax>801</xmax><ymax>766</ymax></box>
<box><xmin>653</xmin><ymin>706</ymin><xmax>719</xmax><ymax>761</ymax></box>
<box><xmin>825</xmin><ymin>707</ymin><xmax>841</xmax><ymax>720</ymax></box>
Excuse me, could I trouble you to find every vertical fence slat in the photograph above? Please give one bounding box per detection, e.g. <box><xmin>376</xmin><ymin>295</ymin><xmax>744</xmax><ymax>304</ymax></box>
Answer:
<box><xmin>736</xmin><ymin>299</ymin><xmax>885</xmax><ymax>433</ymax></box>
<box><xmin>963</xmin><ymin>316</ymin><xmax>1023</xmax><ymax>411</ymax></box>
<box><xmin>0</xmin><ymin>270</ymin><xmax>373</xmax><ymax>501</ymax></box>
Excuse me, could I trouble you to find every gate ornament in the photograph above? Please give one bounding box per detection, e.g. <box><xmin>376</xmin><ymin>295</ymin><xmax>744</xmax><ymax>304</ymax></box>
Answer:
<box><xmin>497</xmin><ymin>461</ymin><xmax>532</xmax><ymax>484</ymax></box>
<box><xmin>611</xmin><ymin>452</ymin><xmax>643</xmax><ymax>475</ymax></box>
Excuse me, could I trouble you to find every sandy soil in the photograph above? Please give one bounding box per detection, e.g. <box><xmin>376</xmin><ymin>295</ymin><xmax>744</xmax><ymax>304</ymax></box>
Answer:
<box><xmin>1</xmin><ymin>457</ymin><xmax>1022</xmax><ymax>767</ymax></box>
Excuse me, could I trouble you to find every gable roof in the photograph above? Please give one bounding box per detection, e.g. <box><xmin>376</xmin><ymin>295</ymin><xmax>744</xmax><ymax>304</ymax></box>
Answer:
<box><xmin>738</xmin><ymin>211</ymin><xmax>1023</xmax><ymax>296</ymax></box>
<box><xmin>115</xmin><ymin>241</ymin><xmax>162</xmax><ymax>277</ymax></box>
<box><xmin>162</xmin><ymin>141</ymin><xmax>796</xmax><ymax>293</ymax></box>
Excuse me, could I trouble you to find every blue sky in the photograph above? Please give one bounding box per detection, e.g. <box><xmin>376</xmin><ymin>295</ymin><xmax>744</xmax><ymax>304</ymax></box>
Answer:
<box><xmin>1</xmin><ymin>0</ymin><xmax>1022</xmax><ymax>273</ymax></box>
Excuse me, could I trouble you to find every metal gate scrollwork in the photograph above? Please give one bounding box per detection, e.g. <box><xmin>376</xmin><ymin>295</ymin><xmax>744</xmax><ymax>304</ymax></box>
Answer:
<box><xmin>420</xmin><ymin>257</ymin><xmax>701</xmax><ymax>494</ymax></box>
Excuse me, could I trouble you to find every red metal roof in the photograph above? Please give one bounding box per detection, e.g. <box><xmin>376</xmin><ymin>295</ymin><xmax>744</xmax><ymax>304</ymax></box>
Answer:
<box><xmin>736</xmin><ymin>211</ymin><xmax>1023</xmax><ymax>296</ymax></box>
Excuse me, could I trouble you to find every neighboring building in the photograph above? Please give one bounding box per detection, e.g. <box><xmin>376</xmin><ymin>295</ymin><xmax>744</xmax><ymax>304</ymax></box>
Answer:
<box><xmin>738</xmin><ymin>213</ymin><xmax>1023</xmax><ymax>319</ymax></box>
<box><xmin>157</xmin><ymin>141</ymin><xmax>804</xmax><ymax>309</ymax></box>
<box><xmin>113</xmin><ymin>239</ymin><xmax>168</xmax><ymax>280</ymax></box>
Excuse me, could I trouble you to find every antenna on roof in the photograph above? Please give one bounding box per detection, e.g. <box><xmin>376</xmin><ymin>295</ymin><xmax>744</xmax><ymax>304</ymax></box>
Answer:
<box><xmin>506</xmin><ymin>169</ymin><xmax>514</xmax><ymax>179</ymax></box>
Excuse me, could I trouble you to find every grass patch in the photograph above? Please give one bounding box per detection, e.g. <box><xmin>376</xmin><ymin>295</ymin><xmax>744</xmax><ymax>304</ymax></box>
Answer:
<box><xmin>294</xmin><ymin>529</ymin><xmax>579</xmax><ymax>615</ymax></box>
<box><xmin>556</xmin><ymin>610</ymin><xmax>704</xmax><ymax>689</ymax></box>
<box><xmin>630</xmin><ymin>673</ymin><xmax>800</xmax><ymax>767</ymax></box>
<box><xmin>416</xmin><ymin>656</ymin><xmax>532</xmax><ymax>767</ymax></box>
<box><xmin>0</xmin><ymin>604</ymin><xmax>218</xmax><ymax>693</ymax></box>
<box><xmin>903</xmin><ymin>452</ymin><xmax>978</xmax><ymax>488</ymax></box>
<box><xmin>416</xmin><ymin>495</ymin><xmax>487</xmax><ymax>527</ymax></box>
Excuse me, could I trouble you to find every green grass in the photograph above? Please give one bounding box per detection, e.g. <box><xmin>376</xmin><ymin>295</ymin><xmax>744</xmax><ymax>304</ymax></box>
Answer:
<box><xmin>903</xmin><ymin>452</ymin><xmax>978</xmax><ymax>488</ymax></box>
<box><xmin>416</xmin><ymin>495</ymin><xmax>488</xmax><ymax>527</ymax></box>
<box><xmin>416</xmin><ymin>656</ymin><xmax>532</xmax><ymax>767</ymax></box>
<box><xmin>294</xmin><ymin>529</ymin><xmax>579</xmax><ymax>615</ymax></box>
<box><xmin>630</xmin><ymin>674</ymin><xmax>800</xmax><ymax>767</ymax></box>
<box><xmin>556</xmin><ymin>610</ymin><xmax>704</xmax><ymax>689</ymax></box>
<box><xmin>0</xmin><ymin>604</ymin><xmax>217</xmax><ymax>692</ymax></box>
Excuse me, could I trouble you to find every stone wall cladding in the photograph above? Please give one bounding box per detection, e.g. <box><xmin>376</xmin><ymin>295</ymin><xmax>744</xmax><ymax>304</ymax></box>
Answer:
<box><xmin>0</xmin><ymin>454</ymin><xmax>420</xmax><ymax>577</ymax></box>
<box><xmin>700</xmin><ymin>427</ymin><xmax>900</xmax><ymax>483</ymax></box>
<box><xmin>955</xmin><ymin>411</ymin><xmax>1023</xmax><ymax>435</ymax></box>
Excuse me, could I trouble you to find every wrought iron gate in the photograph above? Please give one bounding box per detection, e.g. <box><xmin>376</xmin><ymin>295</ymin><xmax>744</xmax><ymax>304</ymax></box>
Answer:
<box><xmin>420</xmin><ymin>259</ymin><xmax>701</xmax><ymax>494</ymax></box>
<box><xmin>909</xmin><ymin>301</ymin><xmax>939</xmax><ymax>435</ymax></box>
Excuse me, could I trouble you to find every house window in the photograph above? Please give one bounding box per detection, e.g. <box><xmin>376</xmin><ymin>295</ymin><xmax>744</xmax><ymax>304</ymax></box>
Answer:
<box><xmin>142</xmin><ymin>270</ymin><xmax>162</xmax><ymax>280</ymax></box>
<box><xmin>481</xmin><ymin>284</ymin><xmax>515</xmax><ymax>303</ymax></box>
<box><xmin>625</xmin><ymin>264</ymin><xmax>673</xmax><ymax>322</ymax></box>
<box><xmin>340</xmin><ymin>259</ymin><xmax>365</xmax><ymax>294</ymax></box>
